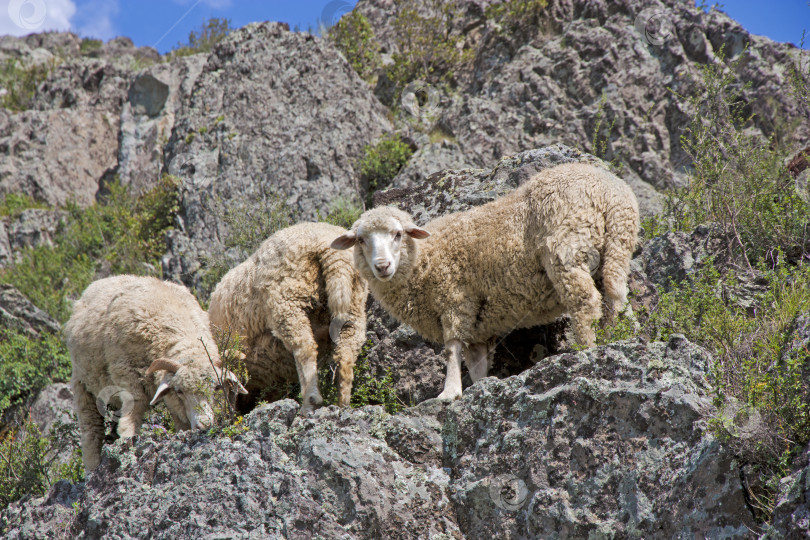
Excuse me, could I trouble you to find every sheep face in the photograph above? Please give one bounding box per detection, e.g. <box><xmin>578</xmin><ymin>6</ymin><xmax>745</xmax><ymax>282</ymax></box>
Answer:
<box><xmin>147</xmin><ymin>360</ymin><xmax>247</xmax><ymax>430</ymax></box>
<box><xmin>331</xmin><ymin>208</ymin><xmax>429</xmax><ymax>281</ymax></box>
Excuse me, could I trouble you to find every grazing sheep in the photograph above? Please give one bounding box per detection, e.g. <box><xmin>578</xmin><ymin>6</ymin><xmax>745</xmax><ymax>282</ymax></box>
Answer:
<box><xmin>208</xmin><ymin>222</ymin><xmax>368</xmax><ymax>413</ymax></box>
<box><xmin>331</xmin><ymin>162</ymin><xmax>640</xmax><ymax>401</ymax></box>
<box><xmin>66</xmin><ymin>275</ymin><xmax>247</xmax><ymax>471</ymax></box>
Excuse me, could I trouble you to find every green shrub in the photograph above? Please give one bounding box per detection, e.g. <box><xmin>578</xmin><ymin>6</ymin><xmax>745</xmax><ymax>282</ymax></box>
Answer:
<box><xmin>172</xmin><ymin>18</ymin><xmax>233</xmax><ymax>58</ymax></box>
<box><xmin>79</xmin><ymin>38</ymin><xmax>102</xmax><ymax>56</ymax></box>
<box><xmin>0</xmin><ymin>330</ymin><xmax>71</xmax><ymax>419</ymax></box>
<box><xmin>318</xmin><ymin>197</ymin><xmax>363</xmax><ymax>229</ymax></box>
<box><xmin>384</xmin><ymin>0</ymin><xmax>473</xmax><ymax>98</ymax></box>
<box><xmin>0</xmin><ymin>418</ymin><xmax>83</xmax><ymax>510</ymax></box>
<box><xmin>319</xmin><ymin>339</ymin><xmax>404</xmax><ymax>415</ymax></box>
<box><xmin>359</xmin><ymin>133</ymin><xmax>414</xmax><ymax>202</ymax></box>
<box><xmin>485</xmin><ymin>0</ymin><xmax>548</xmax><ymax>37</ymax></box>
<box><xmin>328</xmin><ymin>11</ymin><xmax>381</xmax><ymax>83</ymax></box>
<box><xmin>0</xmin><ymin>193</ymin><xmax>49</xmax><ymax>218</ymax></box>
<box><xmin>0</xmin><ymin>175</ymin><xmax>181</xmax><ymax>322</ymax></box>
<box><xmin>0</xmin><ymin>58</ymin><xmax>55</xmax><ymax>112</ymax></box>
<box><xmin>199</xmin><ymin>192</ymin><xmax>295</xmax><ymax>296</ymax></box>
<box><xmin>669</xmin><ymin>48</ymin><xmax>810</xmax><ymax>267</ymax></box>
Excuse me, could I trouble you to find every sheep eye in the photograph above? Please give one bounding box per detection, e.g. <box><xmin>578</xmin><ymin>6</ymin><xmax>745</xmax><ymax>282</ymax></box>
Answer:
<box><xmin>357</xmin><ymin>238</ymin><xmax>365</xmax><ymax>245</ymax></box>
<box><xmin>394</xmin><ymin>232</ymin><xmax>402</xmax><ymax>241</ymax></box>
<box><xmin>175</xmin><ymin>389</ymin><xmax>184</xmax><ymax>396</ymax></box>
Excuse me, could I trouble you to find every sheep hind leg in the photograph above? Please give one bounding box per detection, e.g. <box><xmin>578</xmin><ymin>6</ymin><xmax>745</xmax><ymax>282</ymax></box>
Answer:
<box><xmin>275</xmin><ymin>315</ymin><xmax>323</xmax><ymax>413</ymax></box>
<box><xmin>332</xmin><ymin>319</ymin><xmax>365</xmax><ymax>408</ymax></box>
<box><xmin>544</xmin><ymin>254</ymin><xmax>602</xmax><ymax>348</ymax></box>
<box><xmin>464</xmin><ymin>343</ymin><xmax>492</xmax><ymax>383</ymax></box>
<box><xmin>437</xmin><ymin>340</ymin><xmax>464</xmax><ymax>401</ymax></box>
<box><xmin>73</xmin><ymin>380</ymin><xmax>105</xmax><ymax>472</ymax></box>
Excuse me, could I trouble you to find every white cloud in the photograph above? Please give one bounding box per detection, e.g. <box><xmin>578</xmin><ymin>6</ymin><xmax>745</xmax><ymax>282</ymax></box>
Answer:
<box><xmin>0</xmin><ymin>0</ymin><xmax>75</xmax><ymax>36</ymax></box>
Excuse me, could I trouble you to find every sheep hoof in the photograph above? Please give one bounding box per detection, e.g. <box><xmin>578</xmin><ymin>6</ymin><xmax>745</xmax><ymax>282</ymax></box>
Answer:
<box><xmin>436</xmin><ymin>389</ymin><xmax>462</xmax><ymax>402</ymax></box>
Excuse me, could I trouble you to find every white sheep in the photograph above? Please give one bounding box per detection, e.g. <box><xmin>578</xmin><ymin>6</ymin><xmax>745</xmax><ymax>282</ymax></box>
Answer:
<box><xmin>208</xmin><ymin>222</ymin><xmax>368</xmax><ymax>413</ymax></box>
<box><xmin>331</xmin><ymin>162</ymin><xmax>640</xmax><ymax>401</ymax></box>
<box><xmin>65</xmin><ymin>275</ymin><xmax>247</xmax><ymax>471</ymax></box>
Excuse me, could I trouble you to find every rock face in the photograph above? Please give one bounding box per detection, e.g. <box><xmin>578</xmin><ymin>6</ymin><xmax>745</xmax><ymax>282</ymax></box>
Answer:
<box><xmin>357</xmin><ymin>0</ymin><xmax>809</xmax><ymax>192</ymax></box>
<box><xmin>0</xmin><ymin>336</ymin><xmax>757</xmax><ymax>538</ymax></box>
<box><xmin>0</xmin><ymin>284</ymin><xmax>60</xmax><ymax>338</ymax></box>
<box><xmin>161</xmin><ymin>22</ymin><xmax>393</xmax><ymax>290</ymax></box>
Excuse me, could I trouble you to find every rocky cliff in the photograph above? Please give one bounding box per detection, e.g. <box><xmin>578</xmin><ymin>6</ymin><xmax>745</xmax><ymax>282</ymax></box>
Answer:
<box><xmin>0</xmin><ymin>0</ymin><xmax>809</xmax><ymax>537</ymax></box>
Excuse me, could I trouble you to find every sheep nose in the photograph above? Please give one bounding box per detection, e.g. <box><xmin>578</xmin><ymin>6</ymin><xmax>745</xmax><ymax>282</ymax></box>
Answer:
<box><xmin>375</xmin><ymin>261</ymin><xmax>391</xmax><ymax>275</ymax></box>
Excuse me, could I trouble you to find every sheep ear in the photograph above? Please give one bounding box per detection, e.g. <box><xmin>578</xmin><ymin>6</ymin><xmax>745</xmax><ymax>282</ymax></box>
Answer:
<box><xmin>150</xmin><ymin>373</ymin><xmax>174</xmax><ymax>406</ymax></box>
<box><xmin>404</xmin><ymin>225</ymin><xmax>430</xmax><ymax>239</ymax></box>
<box><xmin>331</xmin><ymin>232</ymin><xmax>357</xmax><ymax>250</ymax></box>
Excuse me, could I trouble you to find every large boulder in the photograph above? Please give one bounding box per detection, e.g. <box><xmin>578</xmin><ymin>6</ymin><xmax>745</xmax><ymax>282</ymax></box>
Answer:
<box><xmin>161</xmin><ymin>22</ymin><xmax>393</xmax><ymax>292</ymax></box>
<box><xmin>0</xmin><ymin>284</ymin><xmax>60</xmax><ymax>338</ymax></box>
<box><xmin>0</xmin><ymin>336</ymin><xmax>756</xmax><ymax>538</ymax></box>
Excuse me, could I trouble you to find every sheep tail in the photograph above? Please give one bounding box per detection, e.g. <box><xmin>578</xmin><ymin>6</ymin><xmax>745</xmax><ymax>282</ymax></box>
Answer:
<box><xmin>320</xmin><ymin>249</ymin><xmax>359</xmax><ymax>343</ymax></box>
<box><xmin>600</xmin><ymin>195</ymin><xmax>640</xmax><ymax>320</ymax></box>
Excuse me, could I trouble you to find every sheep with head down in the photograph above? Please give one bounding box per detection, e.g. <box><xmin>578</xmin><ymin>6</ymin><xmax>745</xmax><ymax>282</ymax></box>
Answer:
<box><xmin>332</xmin><ymin>162</ymin><xmax>640</xmax><ymax>401</ymax></box>
<box><xmin>65</xmin><ymin>275</ymin><xmax>247</xmax><ymax>471</ymax></box>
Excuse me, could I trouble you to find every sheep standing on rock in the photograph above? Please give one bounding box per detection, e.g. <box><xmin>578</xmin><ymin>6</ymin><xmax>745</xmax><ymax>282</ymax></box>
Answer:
<box><xmin>208</xmin><ymin>222</ymin><xmax>368</xmax><ymax>413</ymax></box>
<box><xmin>66</xmin><ymin>275</ymin><xmax>247</xmax><ymax>471</ymax></box>
<box><xmin>331</xmin><ymin>162</ymin><xmax>640</xmax><ymax>401</ymax></box>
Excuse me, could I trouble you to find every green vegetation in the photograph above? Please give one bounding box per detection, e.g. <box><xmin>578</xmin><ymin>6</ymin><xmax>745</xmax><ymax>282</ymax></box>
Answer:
<box><xmin>171</xmin><ymin>18</ymin><xmax>234</xmax><ymax>58</ymax></box>
<box><xmin>0</xmin><ymin>175</ymin><xmax>181</xmax><ymax>323</ymax></box>
<box><xmin>318</xmin><ymin>340</ymin><xmax>404</xmax><ymax>414</ymax></box>
<box><xmin>359</xmin><ymin>133</ymin><xmax>414</xmax><ymax>202</ymax></box>
<box><xmin>79</xmin><ymin>38</ymin><xmax>102</xmax><ymax>56</ymax></box>
<box><xmin>0</xmin><ymin>331</ymin><xmax>71</xmax><ymax>419</ymax></box>
<box><xmin>200</xmin><ymin>192</ymin><xmax>295</xmax><ymax>296</ymax></box>
<box><xmin>0</xmin><ymin>193</ymin><xmax>49</xmax><ymax>218</ymax></box>
<box><xmin>0</xmin><ymin>418</ymin><xmax>83</xmax><ymax>510</ymax></box>
<box><xmin>318</xmin><ymin>197</ymin><xmax>364</xmax><ymax>229</ymax></box>
<box><xmin>595</xmin><ymin>44</ymin><xmax>810</xmax><ymax>521</ymax></box>
<box><xmin>0</xmin><ymin>58</ymin><xmax>56</xmax><ymax>112</ymax></box>
<box><xmin>328</xmin><ymin>11</ymin><xmax>381</xmax><ymax>83</ymax></box>
<box><xmin>485</xmin><ymin>0</ymin><xmax>548</xmax><ymax>37</ymax></box>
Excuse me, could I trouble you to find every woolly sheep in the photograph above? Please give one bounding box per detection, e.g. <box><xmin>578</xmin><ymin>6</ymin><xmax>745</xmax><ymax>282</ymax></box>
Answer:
<box><xmin>66</xmin><ymin>275</ymin><xmax>247</xmax><ymax>471</ymax></box>
<box><xmin>331</xmin><ymin>162</ymin><xmax>640</xmax><ymax>401</ymax></box>
<box><xmin>208</xmin><ymin>222</ymin><xmax>368</xmax><ymax>413</ymax></box>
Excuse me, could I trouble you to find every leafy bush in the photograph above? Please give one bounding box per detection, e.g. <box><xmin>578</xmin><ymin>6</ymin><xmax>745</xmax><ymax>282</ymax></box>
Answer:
<box><xmin>172</xmin><ymin>18</ymin><xmax>233</xmax><ymax>57</ymax></box>
<box><xmin>0</xmin><ymin>418</ymin><xmax>83</xmax><ymax>510</ymax></box>
<box><xmin>318</xmin><ymin>197</ymin><xmax>363</xmax><ymax>229</ymax></box>
<box><xmin>669</xmin><ymin>48</ymin><xmax>810</xmax><ymax>267</ymax></box>
<box><xmin>319</xmin><ymin>340</ymin><xmax>404</xmax><ymax>414</ymax></box>
<box><xmin>199</xmin><ymin>192</ymin><xmax>295</xmax><ymax>296</ymax></box>
<box><xmin>485</xmin><ymin>0</ymin><xmax>548</xmax><ymax>37</ymax></box>
<box><xmin>0</xmin><ymin>175</ymin><xmax>181</xmax><ymax>322</ymax></box>
<box><xmin>0</xmin><ymin>193</ymin><xmax>49</xmax><ymax>218</ymax></box>
<box><xmin>0</xmin><ymin>58</ymin><xmax>55</xmax><ymax>112</ymax></box>
<box><xmin>384</xmin><ymin>0</ymin><xmax>473</xmax><ymax>98</ymax></box>
<box><xmin>328</xmin><ymin>11</ymin><xmax>381</xmax><ymax>83</ymax></box>
<box><xmin>79</xmin><ymin>38</ymin><xmax>102</xmax><ymax>56</ymax></box>
<box><xmin>0</xmin><ymin>330</ymin><xmax>71</xmax><ymax>419</ymax></box>
<box><xmin>359</xmin><ymin>133</ymin><xmax>414</xmax><ymax>202</ymax></box>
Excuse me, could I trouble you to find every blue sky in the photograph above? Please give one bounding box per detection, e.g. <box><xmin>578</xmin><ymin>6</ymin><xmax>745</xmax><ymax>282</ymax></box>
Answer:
<box><xmin>1</xmin><ymin>0</ymin><xmax>808</xmax><ymax>52</ymax></box>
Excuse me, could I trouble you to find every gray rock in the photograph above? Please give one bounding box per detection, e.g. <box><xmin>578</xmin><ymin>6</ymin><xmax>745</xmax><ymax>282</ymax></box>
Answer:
<box><xmin>6</xmin><ymin>208</ymin><xmax>65</xmax><ymax>252</ymax></box>
<box><xmin>390</xmin><ymin>140</ymin><xmax>474</xmax><ymax>190</ymax></box>
<box><xmin>28</xmin><ymin>384</ymin><xmax>74</xmax><ymax>437</ymax></box>
<box><xmin>161</xmin><ymin>22</ymin><xmax>393</xmax><ymax>292</ymax></box>
<box><xmin>1</xmin><ymin>337</ymin><xmax>756</xmax><ymax>538</ymax></box>
<box><xmin>0</xmin><ymin>284</ymin><xmax>60</xmax><ymax>337</ymax></box>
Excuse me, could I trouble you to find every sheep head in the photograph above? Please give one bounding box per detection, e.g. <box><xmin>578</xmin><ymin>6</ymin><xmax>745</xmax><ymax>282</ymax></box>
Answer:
<box><xmin>331</xmin><ymin>207</ymin><xmax>429</xmax><ymax>282</ymax></box>
<box><xmin>145</xmin><ymin>358</ymin><xmax>247</xmax><ymax>430</ymax></box>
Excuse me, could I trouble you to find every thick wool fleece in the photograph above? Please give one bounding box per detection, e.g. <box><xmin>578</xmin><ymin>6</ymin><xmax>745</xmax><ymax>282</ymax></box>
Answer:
<box><xmin>208</xmin><ymin>222</ymin><xmax>367</xmax><ymax>412</ymax></box>
<box><xmin>66</xmin><ymin>275</ymin><xmax>223</xmax><ymax>471</ymax></box>
<box><xmin>349</xmin><ymin>161</ymin><xmax>639</xmax><ymax>365</ymax></box>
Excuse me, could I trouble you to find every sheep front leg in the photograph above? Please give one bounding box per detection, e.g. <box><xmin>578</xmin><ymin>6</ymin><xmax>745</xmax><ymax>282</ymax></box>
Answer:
<box><xmin>116</xmin><ymin>393</ymin><xmax>149</xmax><ymax>438</ymax></box>
<box><xmin>436</xmin><ymin>339</ymin><xmax>464</xmax><ymax>401</ymax></box>
<box><xmin>73</xmin><ymin>380</ymin><xmax>105</xmax><ymax>472</ymax></box>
